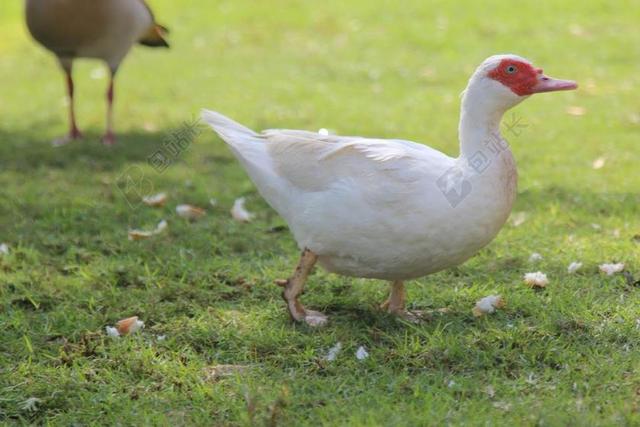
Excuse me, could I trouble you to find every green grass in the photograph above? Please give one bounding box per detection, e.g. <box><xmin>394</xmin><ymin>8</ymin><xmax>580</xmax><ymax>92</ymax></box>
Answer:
<box><xmin>1</xmin><ymin>0</ymin><xmax>640</xmax><ymax>425</ymax></box>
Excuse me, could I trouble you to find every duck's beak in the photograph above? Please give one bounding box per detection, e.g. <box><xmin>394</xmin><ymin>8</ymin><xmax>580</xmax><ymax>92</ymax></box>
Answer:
<box><xmin>530</xmin><ymin>74</ymin><xmax>578</xmax><ymax>93</ymax></box>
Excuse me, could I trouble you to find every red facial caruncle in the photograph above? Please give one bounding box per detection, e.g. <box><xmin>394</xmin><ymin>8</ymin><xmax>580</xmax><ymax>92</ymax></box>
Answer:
<box><xmin>488</xmin><ymin>58</ymin><xmax>577</xmax><ymax>96</ymax></box>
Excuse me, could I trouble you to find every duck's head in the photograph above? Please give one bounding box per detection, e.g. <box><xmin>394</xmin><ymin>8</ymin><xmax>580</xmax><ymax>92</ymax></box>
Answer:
<box><xmin>464</xmin><ymin>54</ymin><xmax>578</xmax><ymax>112</ymax></box>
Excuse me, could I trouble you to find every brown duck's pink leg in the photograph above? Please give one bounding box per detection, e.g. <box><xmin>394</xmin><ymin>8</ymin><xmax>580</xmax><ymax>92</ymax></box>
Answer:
<box><xmin>53</xmin><ymin>59</ymin><xmax>82</xmax><ymax>146</ymax></box>
<box><xmin>102</xmin><ymin>69</ymin><xmax>117</xmax><ymax>146</ymax></box>
<box><xmin>275</xmin><ymin>248</ymin><xmax>327</xmax><ymax>327</ymax></box>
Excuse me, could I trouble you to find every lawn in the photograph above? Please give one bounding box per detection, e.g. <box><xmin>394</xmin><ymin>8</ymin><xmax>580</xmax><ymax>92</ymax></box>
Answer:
<box><xmin>1</xmin><ymin>0</ymin><xmax>640</xmax><ymax>425</ymax></box>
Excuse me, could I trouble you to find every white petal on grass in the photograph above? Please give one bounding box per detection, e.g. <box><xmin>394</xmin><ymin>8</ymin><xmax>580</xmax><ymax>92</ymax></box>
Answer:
<box><xmin>176</xmin><ymin>204</ymin><xmax>206</xmax><ymax>220</ymax></box>
<box><xmin>0</xmin><ymin>243</ymin><xmax>9</xmax><ymax>255</ymax></box>
<box><xmin>142</xmin><ymin>192</ymin><xmax>167</xmax><ymax>207</ymax></box>
<box><xmin>143</xmin><ymin>121</ymin><xmax>157</xmax><ymax>132</ymax></box>
<box><xmin>105</xmin><ymin>326</ymin><xmax>120</xmax><ymax>338</ymax></box>
<box><xmin>90</xmin><ymin>67</ymin><xmax>106</xmax><ymax>80</ymax></box>
<box><xmin>203</xmin><ymin>364</ymin><xmax>248</xmax><ymax>381</ymax></box>
<box><xmin>529</xmin><ymin>252</ymin><xmax>543</xmax><ymax>262</ymax></box>
<box><xmin>485</xmin><ymin>385</ymin><xmax>496</xmax><ymax>398</ymax></box>
<box><xmin>568</xmin><ymin>23</ymin><xmax>586</xmax><ymax>37</ymax></box>
<box><xmin>599</xmin><ymin>263</ymin><xmax>624</xmax><ymax>276</ymax></box>
<box><xmin>493</xmin><ymin>401</ymin><xmax>512</xmax><ymax>411</ymax></box>
<box><xmin>209</xmin><ymin>198</ymin><xmax>218</xmax><ymax>207</ymax></box>
<box><xmin>231</xmin><ymin>197</ymin><xmax>254</xmax><ymax>223</ymax></box>
<box><xmin>592</xmin><ymin>157</ymin><xmax>606</xmax><ymax>170</ymax></box>
<box><xmin>318</xmin><ymin>128</ymin><xmax>330</xmax><ymax>136</ymax></box>
<box><xmin>20</xmin><ymin>397</ymin><xmax>42</xmax><ymax>412</ymax></box>
<box><xmin>524</xmin><ymin>271</ymin><xmax>549</xmax><ymax>288</ymax></box>
<box><xmin>128</xmin><ymin>220</ymin><xmax>168</xmax><ymax>241</ymax></box>
<box><xmin>510</xmin><ymin>211</ymin><xmax>527</xmax><ymax>227</ymax></box>
<box><xmin>355</xmin><ymin>346</ymin><xmax>369</xmax><ymax>360</ymax></box>
<box><xmin>472</xmin><ymin>295</ymin><xmax>505</xmax><ymax>317</ymax></box>
<box><xmin>157</xmin><ymin>335</ymin><xmax>167</xmax><ymax>341</ymax></box>
<box><xmin>324</xmin><ymin>342</ymin><xmax>342</xmax><ymax>361</ymax></box>
<box><xmin>155</xmin><ymin>220</ymin><xmax>168</xmax><ymax>233</ymax></box>
<box><xmin>567</xmin><ymin>262</ymin><xmax>583</xmax><ymax>274</ymax></box>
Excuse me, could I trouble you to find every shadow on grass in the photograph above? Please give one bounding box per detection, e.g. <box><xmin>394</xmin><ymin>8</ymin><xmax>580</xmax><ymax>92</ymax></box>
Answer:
<box><xmin>0</xmin><ymin>126</ymin><xmax>166</xmax><ymax>172</ymax></box>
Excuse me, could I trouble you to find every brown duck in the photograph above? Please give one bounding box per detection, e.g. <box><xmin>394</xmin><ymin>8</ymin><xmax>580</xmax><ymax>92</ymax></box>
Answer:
<box><xmin>25</xmin><ymin>0</ymin><xmax>169</xmax><ymax>146</ymax></box>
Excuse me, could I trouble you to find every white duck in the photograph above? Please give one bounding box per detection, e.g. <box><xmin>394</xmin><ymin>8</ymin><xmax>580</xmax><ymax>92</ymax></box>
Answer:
<box><xmin>202</xmin><ymin>54</ymin><xmax>577</xmax><ymax>326</ymax></box>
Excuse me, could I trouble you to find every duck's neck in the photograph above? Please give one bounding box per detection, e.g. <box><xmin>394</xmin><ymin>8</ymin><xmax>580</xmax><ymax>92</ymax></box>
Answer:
<box><xmin>458</xmin><ymin>86</ymin><xmax>510</xmax><ymax>160</ymax></box>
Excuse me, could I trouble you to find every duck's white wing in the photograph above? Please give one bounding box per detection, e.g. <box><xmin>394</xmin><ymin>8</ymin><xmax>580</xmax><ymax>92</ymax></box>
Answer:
<box><xmin>201</xmin><ymin>110</ymin><xmax>454</xmax><ymax>229</ymax></box>
<box><xmin>261</xmin><ymin>128</ymin><xmax>451</xmax><ymax>193</ymax></box>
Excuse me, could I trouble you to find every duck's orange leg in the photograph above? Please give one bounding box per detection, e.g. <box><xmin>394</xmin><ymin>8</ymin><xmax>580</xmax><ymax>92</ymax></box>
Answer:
<box><xmin>275</xmin><ymin>248</ymin><xmax>327</xmax><ymax>327</ymax></box>
<box><xmin>380</xmin><ymin>280</ymin><xmax>425</xmax><ymax>322</ymax></box>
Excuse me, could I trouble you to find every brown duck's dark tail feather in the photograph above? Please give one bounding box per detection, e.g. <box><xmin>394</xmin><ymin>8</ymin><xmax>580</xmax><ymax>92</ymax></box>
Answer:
<box><xmin>139</xmin><ymin>24</ymin><xmax>170</xmax><ymax>48</ymax></box>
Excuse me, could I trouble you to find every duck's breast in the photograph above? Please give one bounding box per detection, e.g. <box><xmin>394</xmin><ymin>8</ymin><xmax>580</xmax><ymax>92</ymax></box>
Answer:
<box><xmin>26</xmin><ymin>0</ymin><xmax>152</xmax><ymax>66</ymax></box>
<box><xmin>301</xmin><ymin>151</ymin><xmax>517</xmax><ymax>280</ymax></box>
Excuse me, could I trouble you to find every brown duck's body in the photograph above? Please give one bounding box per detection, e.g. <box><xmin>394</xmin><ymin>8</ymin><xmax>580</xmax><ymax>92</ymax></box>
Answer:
<box><xmin>25</xmin><ymin>0</ymin><xmax>169</xmax><ymax>145</ymax></box>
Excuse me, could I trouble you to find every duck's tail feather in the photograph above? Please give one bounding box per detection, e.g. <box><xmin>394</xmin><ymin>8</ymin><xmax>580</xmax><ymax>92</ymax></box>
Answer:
<box><xmin>200</xmin><ymin>109</ymin><xmax>292</xmax><ymax>218</ymax></box>
<box><xmin>201</xmin><ymin>110</ymin><xmax>258</xmax><ymax>142</ymax></box>
<box><xmin>139</xmin><ymin>24</ymin><xmax>170</xmax><ymax>48</ymax></box>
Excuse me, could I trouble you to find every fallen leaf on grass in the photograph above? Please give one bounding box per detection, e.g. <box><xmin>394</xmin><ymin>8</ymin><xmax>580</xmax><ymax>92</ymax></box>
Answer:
<box><xmin>128</xmin><ymin>220</ymin><xmax>167</xmax><ymax>241</ymax></box>
<box><xmin>592</xmin><ymin>157</ymin><xmax>606</xmax><ymax>170</ymax></box>
<box><xmin>115</xmin><ymin>316</ymin><xmax>144</xmax><ymax>335</ymax></box>
<box><xmin>176</xmin><ymin>204</ymin><xmax>206</xmax><ymax>220</ymax></box>
<box><xmin>567</xmin><ymin>262</ymin><xmax>583</xmax><ymax>274</ymax></box>
<box><xmin>203</xmin><ymin>364</ymin><xmax>248</xmax><ymax>381</ymax></box>
<box><xmin>143</xmin><ymin>121</ymin><xmax>157</xmax><ymax>132</ymax></box>
<box><xmin>231</xmin><ymin>197</ymin><xmax>254</xmax><ymax>223</ymax></box>
<box><xmin>566</xmin><ymin>106</ymin><xmax>586</xmax><ymax>116</ymax></box>
<box><xmin>524</xmin><ymin>271</ymin><xmax>549</xmax><ymax>288</ymax></box>
<box><xmin>599</xmin><ymin>263</ymin><xmax>625</xmax><ymax>276</ymax></box>
<box><xmin>472</xmin><ymin>295</ymin><xmax>505</xmax><ymax>317</ymax></box>
<box><xmin>142</xmin><ymin>192</ymin><xmax>167</xmax><ymax>207</ymax></box>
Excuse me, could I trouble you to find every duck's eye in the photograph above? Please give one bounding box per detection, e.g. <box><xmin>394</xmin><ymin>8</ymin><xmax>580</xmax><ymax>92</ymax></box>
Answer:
<box><xmin>506</xmin><ymin>65</ymin><xmax>517</xmax><ymax>74</ymax></box>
